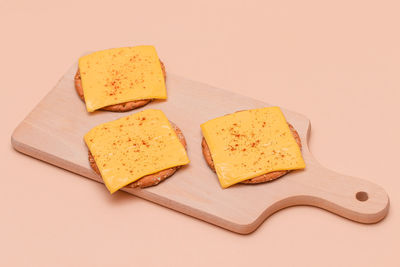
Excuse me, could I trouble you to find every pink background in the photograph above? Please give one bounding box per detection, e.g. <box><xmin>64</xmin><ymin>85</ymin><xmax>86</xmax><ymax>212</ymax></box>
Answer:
<box><xmin>1</xmin><ymin>0</ymin><xmax>399</xmax><ymax>266</ymax></box>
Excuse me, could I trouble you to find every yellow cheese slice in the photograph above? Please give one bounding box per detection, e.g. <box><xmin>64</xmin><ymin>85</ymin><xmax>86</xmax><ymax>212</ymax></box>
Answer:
<box><xmin>200</xmin><ymin>107</ymin><xmax>306</xmax><ymax>188</ymax></box>
<box><xmin>78</xmin><ymin>46</ymin><xmax>166</xmax><ymax>112</ymax></box>
<box><xmin>84</xmin><ymin>109</ymin><xmax>189</xmax><ymax>193</ymax></box>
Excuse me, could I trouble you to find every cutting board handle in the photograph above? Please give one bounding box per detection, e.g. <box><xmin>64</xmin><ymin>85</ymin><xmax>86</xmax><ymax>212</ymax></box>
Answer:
<box><xmin>288</xmin><ymin>161</ymin><xmax>390</xmax><ymax>224</ymax></box>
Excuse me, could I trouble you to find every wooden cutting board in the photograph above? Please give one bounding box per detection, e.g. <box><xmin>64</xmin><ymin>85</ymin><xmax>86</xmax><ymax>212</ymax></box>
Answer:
<box><xmin>12</xmin><ymin>64</ymin><xmax>389</xmax><ymax>234</ymax></box>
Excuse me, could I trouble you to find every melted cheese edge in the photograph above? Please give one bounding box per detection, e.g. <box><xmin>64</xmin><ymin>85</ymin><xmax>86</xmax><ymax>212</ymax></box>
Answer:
<box><xmin>79</xmin><ymin>46</ymin><xmax>166</xmax><ymax>112</ymax></box>
<box><xmin>84</xmin><ymin>109</ymin><xmax>189</xmax><ymax>193</ymax></box>
<box><xmin>201</xmin><ymin>107</ymin><xmax>305</xmax><ymax>188</ymax></box>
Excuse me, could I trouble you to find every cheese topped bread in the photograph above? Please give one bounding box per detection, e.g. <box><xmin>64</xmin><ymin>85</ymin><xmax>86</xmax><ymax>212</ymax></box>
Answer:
<box><xmin>84</xmin><ymin>109</ymin><xmax>190</xmax><ymax>193</ymax></box>
<box><xmin>78</xmin><ymin>46</ymin><xmax>167</xmax><ymax>112</ymax></box>
<box><xmin>200</xmin><ymin>107</ymin><xmax>305</xmax><ymax>188</ymax></box>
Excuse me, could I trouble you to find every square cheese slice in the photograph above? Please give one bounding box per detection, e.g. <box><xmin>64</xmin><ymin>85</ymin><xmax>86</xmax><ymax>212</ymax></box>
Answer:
<box><xmin>79</xmin><ymin>46</ymin><xmax>166</xmax><ymax>112</ymax></box>
<box><xmin>200</xmin><ymin>107</ymin><xmax>305</xmax><ymax>188</ymax></box>
<box><xmin>84</xmin><ymin>109</ymin><xmax>189</xmax><ymax>193</ymax></box>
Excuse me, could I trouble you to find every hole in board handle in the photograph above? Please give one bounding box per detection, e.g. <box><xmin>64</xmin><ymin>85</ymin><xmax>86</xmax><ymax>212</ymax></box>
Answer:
<box><xmin>356</xmin><ymin>191</ymin><xmax>368</xmax><ymax>202</ymax></box>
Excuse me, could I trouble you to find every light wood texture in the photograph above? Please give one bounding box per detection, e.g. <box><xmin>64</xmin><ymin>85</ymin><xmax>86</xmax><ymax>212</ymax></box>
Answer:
<box><xmin>11</xmin><ymin>64</ymin><xmax>389</xmax><ymax>234</ymax></box>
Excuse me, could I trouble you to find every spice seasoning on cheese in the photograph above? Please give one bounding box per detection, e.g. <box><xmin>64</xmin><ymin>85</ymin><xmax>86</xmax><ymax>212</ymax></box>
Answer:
<box><xmin>78</xmin><ymin>46</ymin><xmax>166</xmax><ymax>112</ymax></box>
<box><xmin>200</xmin><ymin>107</ymin><xmax>305</xmax><ymax>188</ymax></box>
<box><xmin>84</xmin><ymin>109</ymin><xmax>189</xmax><ymax>193</ymax></box>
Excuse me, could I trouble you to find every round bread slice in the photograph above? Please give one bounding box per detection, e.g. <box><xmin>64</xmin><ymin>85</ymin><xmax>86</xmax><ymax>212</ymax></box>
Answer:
<box><xmin>88</xmin><ymin>122</ymin><xmax>187</xmax><ymax>189</ymax></box>
<box><xmin>201</xmin><ymin>123</ymin><xmax>302</xmax><ymax>184</ymax></box>
<box><xmin>75</xmin><ymin>60</ymin><xmax>166</xmax><ymax>112</ymax></box>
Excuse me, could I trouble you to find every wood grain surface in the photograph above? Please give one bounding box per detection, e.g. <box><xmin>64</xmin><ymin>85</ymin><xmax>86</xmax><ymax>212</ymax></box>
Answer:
<box><xmin>11</xmin><ymin>64</ymin><xmax>389</xmax><ymax>234</ymax></box>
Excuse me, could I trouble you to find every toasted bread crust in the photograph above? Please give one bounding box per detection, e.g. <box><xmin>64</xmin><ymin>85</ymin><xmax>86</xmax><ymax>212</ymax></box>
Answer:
<box><xmin>75</xmin><ymin>60</ymin><xmax>166</xmax><ymax>112</ymax></box>
<box><xmin>88</xmin><ymin>122</ymin><xmax>187</xmax><ymax>189</ymax></box>
<box><xmin>202</xmin><ymin>123</ymin><xmax>302</xmax><ymax>184</ymax></box>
